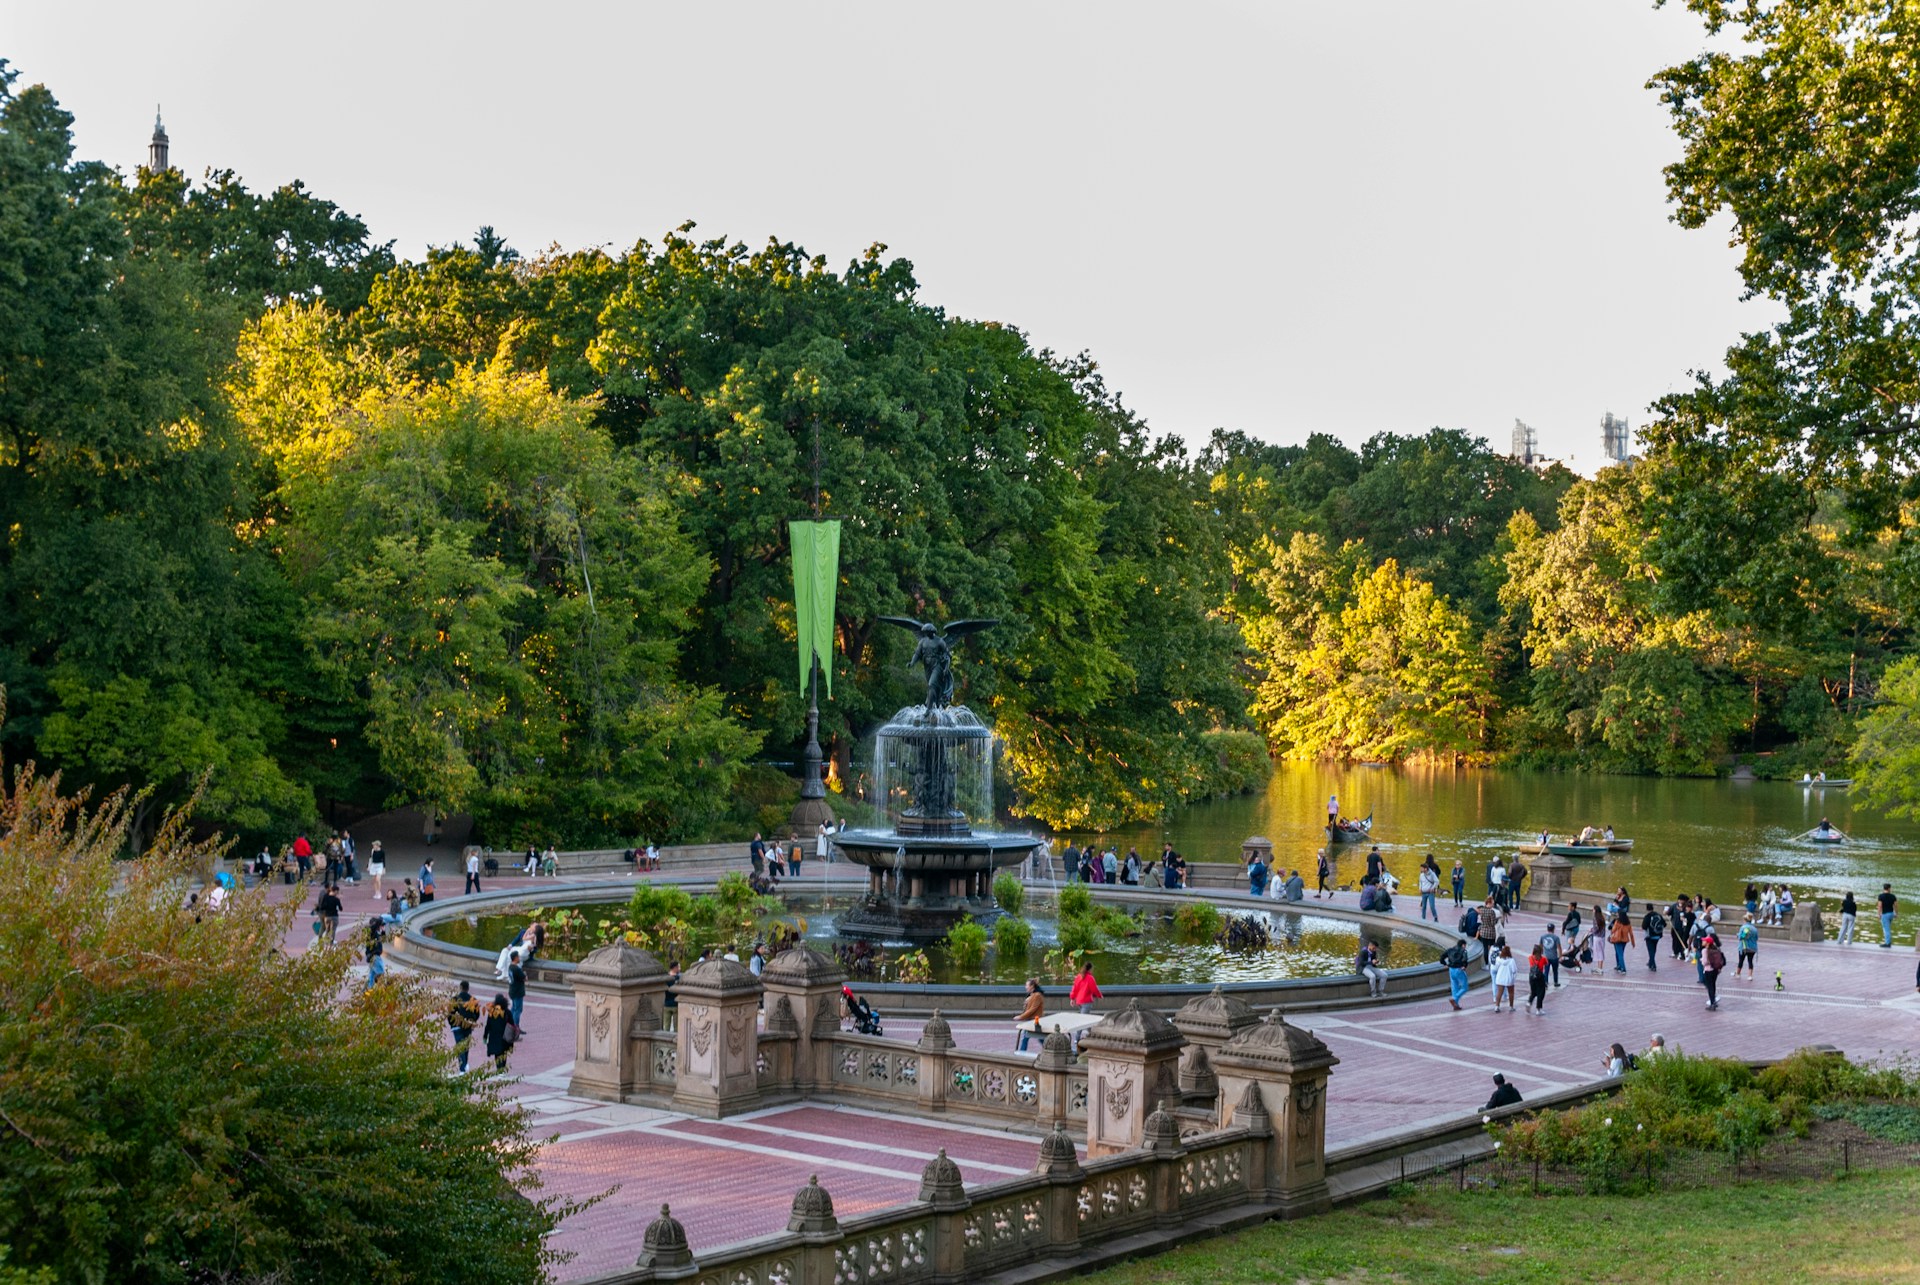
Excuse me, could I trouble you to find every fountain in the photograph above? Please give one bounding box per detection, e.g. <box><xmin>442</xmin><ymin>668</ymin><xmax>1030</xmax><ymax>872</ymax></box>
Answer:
<box><xmin>834</xmin><ymin>616</ymin><xmax>1039</xmax><ymax>942</ymax></box>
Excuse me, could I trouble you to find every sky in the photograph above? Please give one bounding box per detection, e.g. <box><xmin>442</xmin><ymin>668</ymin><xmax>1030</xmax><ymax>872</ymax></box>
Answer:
<box><xmin>5</xmin><ymin>1</ymin><xmax>1766</xmax><ymax>469</ymax></box>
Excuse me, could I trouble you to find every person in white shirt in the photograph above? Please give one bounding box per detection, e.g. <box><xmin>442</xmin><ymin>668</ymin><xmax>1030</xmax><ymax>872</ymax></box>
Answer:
<box><xmin>465</xmin><ymin>848</ymin><xmax>482</xmax><ymax>894</ymax></box>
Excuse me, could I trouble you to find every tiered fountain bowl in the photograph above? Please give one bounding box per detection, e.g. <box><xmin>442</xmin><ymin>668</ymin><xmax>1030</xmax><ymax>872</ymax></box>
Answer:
<box><xmin>834</xmin><ymin>704</ymin><xmax>1038</xmax><ymax>942</ymax></box>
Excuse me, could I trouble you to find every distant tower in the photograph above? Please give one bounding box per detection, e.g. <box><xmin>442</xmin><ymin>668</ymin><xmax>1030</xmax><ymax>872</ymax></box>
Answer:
<box><xmin>1511</xmin><ymin>418</ymin><xmax>1539</xmax><ymax>466</ymax></box>
<box><xmin>148</xmin><ymin>107</ymin><xmax>170</xmax><ymax>172</ymax></box>
<box><xmin>1601</xmin><ymin>412</ymin><xmax>1630</xmax><ymax>464</ymax></box>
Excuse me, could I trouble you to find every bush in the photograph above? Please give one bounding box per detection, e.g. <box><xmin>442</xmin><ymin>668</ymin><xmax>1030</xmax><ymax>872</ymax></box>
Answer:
<box><xmin>1056</xmin><ymin>883</ymin><xmax>1094</xmax><ymax>921</ymax></box>
<box><xmin>993</xmin><ymin>872</ymin><xmax>1026</xmax><ymax>915</ymax></box>
<box><xmin>1173</xmin><ymin>901</ymin><xmax>1222</xmax><ymax>941</ymax></box>
<box><xmin>994</xmin><ymin>915</ymin><xmax>1033</xmax><ymax>961</ymax></box>
<box><xmin>1198</xmin><ymin>728</ymin><xmax>1272</xmax><ymax>798</ymax></box>
<box><xmin>945</xmin><ymin>917</ymin><xmax>990</xmax><ymax>972</ymax></box>
<box><xmin>1056</xmin><ymin>915</ymin><xmax>1103</xmax><ymax>955</ymax></box>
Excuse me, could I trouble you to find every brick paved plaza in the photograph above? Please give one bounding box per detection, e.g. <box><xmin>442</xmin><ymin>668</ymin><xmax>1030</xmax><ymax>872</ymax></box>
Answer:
<box><xmin>274</xmin><ymin>832</ymin><xmax>1920</xmax><ymax>1281</ymax></box>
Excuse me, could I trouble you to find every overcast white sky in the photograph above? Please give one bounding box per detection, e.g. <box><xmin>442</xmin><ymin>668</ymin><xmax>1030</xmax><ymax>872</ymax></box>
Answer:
<box><xmin>7</xmin><ymin>1</ymin><xmax>1765</xmax><ymax>469</ymax></box>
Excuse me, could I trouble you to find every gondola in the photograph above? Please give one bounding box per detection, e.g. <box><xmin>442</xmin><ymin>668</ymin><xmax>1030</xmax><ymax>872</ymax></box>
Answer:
<box><xmin>1326</xmin><ymin>813</ymin><xmax>1373</xmax><ymax>845</ymax></box>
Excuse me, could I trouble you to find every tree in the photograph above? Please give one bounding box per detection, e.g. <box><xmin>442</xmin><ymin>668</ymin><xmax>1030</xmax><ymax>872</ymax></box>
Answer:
<box><xmin>0</xmin><ymin>750</ymin><xmax>577</xmax><ymax>1283</ymax></box>
<box><xmin>280</xmin><ymin>364</ymin><xmax>758</xmax><ymax>843</ymax></box>
<box><xmin>1853</xmin><ymin>656</ymin><xmax>1920</xmax><ymax>814</ymax></box>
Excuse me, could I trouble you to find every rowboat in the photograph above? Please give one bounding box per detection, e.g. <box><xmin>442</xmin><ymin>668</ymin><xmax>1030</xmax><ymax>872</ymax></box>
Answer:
<box><xmin>1606</xmin><ymin>839</ymin><xmax>1634</xmax><ymax>851</ymax></box>
<box><xmin>1326</xmin><ymin>813</ymin><xmax>1373</xmax><ymax>845</ymax></box>
<box><xmin>1798</xmin><ymin>778</ymin><xmax>1852</xmax><ymax>788</ymax></box>
<box><xmin>1809</xmin><ymin>830</ymin><xmax>1847</xmax><ymax>844</ymax></box>
<box><xmin>1546</xmin><ymin>843</ymin><xmax>1608</xmax><ymax>858</ymax></box>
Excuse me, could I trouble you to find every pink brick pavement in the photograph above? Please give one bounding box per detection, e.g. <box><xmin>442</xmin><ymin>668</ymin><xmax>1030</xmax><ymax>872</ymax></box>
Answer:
<box><xmin>250</xmin><ymin>857</ymin><xmax>1920</xmax><ymax>1280</ymax></box>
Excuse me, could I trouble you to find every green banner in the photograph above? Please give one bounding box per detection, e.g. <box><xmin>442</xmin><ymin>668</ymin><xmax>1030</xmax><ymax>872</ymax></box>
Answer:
<box><xmin>789</xmin><ymin>519</ymin><xmax>841</xmax><ymax>697</ymax></box>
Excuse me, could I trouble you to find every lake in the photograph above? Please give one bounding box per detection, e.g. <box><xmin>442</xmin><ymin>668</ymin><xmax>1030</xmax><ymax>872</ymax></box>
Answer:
<box><xmin>1059</xmin><ymin>763</ymin><xmax>1920</xmax><ymax>936</ymax></box>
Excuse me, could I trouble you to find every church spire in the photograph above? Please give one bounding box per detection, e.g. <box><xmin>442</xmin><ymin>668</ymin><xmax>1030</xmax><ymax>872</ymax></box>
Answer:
<box><xmin>148</xmin><ymin>107</ymin><xmax>170</xmax><ymax>172</ymax></box>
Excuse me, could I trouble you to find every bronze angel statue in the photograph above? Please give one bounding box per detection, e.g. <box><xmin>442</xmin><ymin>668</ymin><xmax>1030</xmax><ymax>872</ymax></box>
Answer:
<box><xmin>877</xmin><ymin>616</ymin><xmax>997</xmax><ymax>709</ymax></box>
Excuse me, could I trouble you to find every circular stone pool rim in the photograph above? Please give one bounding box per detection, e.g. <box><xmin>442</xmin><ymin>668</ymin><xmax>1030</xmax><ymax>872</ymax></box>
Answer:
<box><xmin>388</xmin><ymin>878</ymin><xmax>1486</xmax><ymax>1018</ymax></box>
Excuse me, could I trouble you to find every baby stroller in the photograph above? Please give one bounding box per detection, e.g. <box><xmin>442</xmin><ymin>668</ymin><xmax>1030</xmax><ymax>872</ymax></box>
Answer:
<box><xmin>841</xmin><ymin>984</ymin><xmax>883</xmax><ymax>1036</ymax></box>
<box><xmin>1560</xmin><ymin>930</ymin><xmax>1594</xmax><ymax>975</ymax></box>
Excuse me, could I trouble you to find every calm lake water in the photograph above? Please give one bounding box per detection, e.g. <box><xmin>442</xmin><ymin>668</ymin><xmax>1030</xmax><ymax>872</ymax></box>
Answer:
<box><xmin>1062</xmin><ymin>763</ymin><xmax>1920</xmax><ymax>935</ymax></box>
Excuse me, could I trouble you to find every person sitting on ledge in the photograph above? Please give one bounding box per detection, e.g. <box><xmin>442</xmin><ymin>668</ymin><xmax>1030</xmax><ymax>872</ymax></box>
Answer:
<box><xmin>1483</xmin><ymin>1073</ymin><xmax>1522</xmax><ymax>1112</ymax></box>
<box><xmin>1281</xmin><ymin>868</ymin><xmax>1305</xmax><ymax>901</ymax></box>
<box><xmin>1014</xmin><ymin>978</ymin><xmax>1046</xmax><ymax>1051</ymax></box>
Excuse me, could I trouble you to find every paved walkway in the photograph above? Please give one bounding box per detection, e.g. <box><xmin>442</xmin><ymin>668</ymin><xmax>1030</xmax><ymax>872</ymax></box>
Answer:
<box><xmin>253</xmin><ymin>847</ymin><xmax>1920</xmax><ymax>1281</ymax></box>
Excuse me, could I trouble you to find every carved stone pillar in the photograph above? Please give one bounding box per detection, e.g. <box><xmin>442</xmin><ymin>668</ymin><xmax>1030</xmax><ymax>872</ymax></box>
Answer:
<box><xmin>672</xmin><ymin>958</ymin><xmax>764</xmax><ymax>1117</ymax></box>
<box><xmin>761</xmin><ymin>946</ymin><xmax>848</xmax><ymax>1095</ymax></box>
<box><xmin>1788</xmin><ymin>899</ymin><xmax>1826</xmax><ymax>942</ymax></box>
<box><xmin>1033</xmin><ymin>1027</ymin><xmax>1076</xmax><ymax>1129</ymax></box>
<box><xmin>1035</xmin><ymin>1123</ymin><xmax>1084</xmax><ymax>1255</ymax></box>
<box><xmin>1212</xmin><ymin>1010</ymin><xmax>1339</xmax><ymax>1217</ymax></box>
<box><xmin>918</xmin><ymin>1150</ymin><xmax>971</xmax><ymax>1284</ymax></box>
<box><xmin>1077</xmin><ymin>999</ymin><xmax>1186</xmax><ymax>1158</ymax></box>
<box><xmin>916</xmin><ymin>1011</ymin><xmax>955</xmax><ymax>1113</ymax></box>
<box><xmin>567</xmin><ymin>941</ymin><xmax>668</xmax><ymax>1102</ymax></box>
<box><xmin>1173</xmin><ymin>986</ymin><xmax>1259</xmax><ymax>1109</ymax></box>
<box><xmin>1241</xmin><ymin>835</ymin><xmax>1274</xmax><ymax>875</ymax></box>
<box><xmin>1517</xmin><ymin>850</ymin><xmax>1573</xmax><ymax>914</ymax></box>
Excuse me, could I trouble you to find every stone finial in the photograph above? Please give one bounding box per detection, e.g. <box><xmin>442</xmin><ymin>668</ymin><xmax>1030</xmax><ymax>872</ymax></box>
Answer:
<box><xmin>1173</xmin><ymin>985</ymin><xmax>1261</xmax><ymax>1043</ymax></box>
<box><xmin>763</xmin><ymin>945</ymin><xmax>847</xmax><ymax>987</ymax></box>
<box><xmin>1035</xmin><ymin>1121</ymin><xmax>1083</xmax><ymax>1177</ymax></box>
<box><xmin>917</xmin><ymin>1148</ymin><xmax>969</xmax><ymax>1208</ymax></box>
<box><xmin>1034</xmin><ymin>1026</ymin><xmax>1076</xmax><ymax>1070</ymax></box>
<box><xmin>675</xmin><ymin>957</ymin><xmax>762</xmax><ymax>996</ymax></box>
<box><xmin>1143</xmin><ymin>1101</ymin><xmax>1184</xmax><ymax>1154</ymax></box>
<box><xmin>1231</xmin><ymin>1080</ymin><xmax>1274</xmax><ymax>1136</ymax></box>
<box><xmin>786</xmin><ymin>1174</ymin><xmax>839</xmax><ymax>1235</ymax></box>
<box><xmin>1179</xmin><ymin>1044</ymin><xmax>1218</xmax><ymax>1097</ymax></box>
<box><xmin>917</xmin><ymin>1009</ymin><xmax>956</xmax><ymax>1052</ymax></box>
<box><xmin>573</xmin><ymin>940</ymin><xmax>667</xmax><ymax>985</ymax></box>
<box><xmin>636</xmin><ymin>1203</ymin><xmax>693</xmax><ymax>1269</ymax></box>
<box><xmin>1079</xmin><ymin>998</ymin><xmax>1186</xmax><ymax>1055</ymax></box>
<box><xmin>1214</xmin><ymin>1008</ymin><xmax>1339</xmax><ymax>1075</ymax></box>
<box><xmin>764</xmin><ymin>994</ymin><xmax>799</xmax><ymax>1036</ymax></box>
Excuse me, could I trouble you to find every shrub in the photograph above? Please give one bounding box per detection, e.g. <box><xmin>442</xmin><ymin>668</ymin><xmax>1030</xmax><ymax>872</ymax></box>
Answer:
<box><xmin>1056</xmin><ymin>915</ymin><xmax>1103</xmax><ymax>955</ymax></box>
<box><xmin>994</xmin><ymin>915</ymin><xmax>1033</xmax><ymax>961</ymax></box>
<box><xmin>1096</xmin><ymin>905</ymin><xmax>1143</xmax><ymax>936</ymax></box>
<box><xmin>1173</xmin><ymin>901</ymin><xmax>1222</xmax><ymax>941</ymax></box>
<box><xmin>993</xmin><ymin>872</ymin><xmax>1026</xmax><ymax>915</ymax></box>
<box><xmin>945</xmin><ymin>917</ymin><xmax>990</xmax><ymax>972</ymax></box>
<box><xmin>1056</xmin><ymin>883</ymin><xmax>1094</xmax><ymax>921</ymax></box>
<box><xmin>1198</xmin><ymin>728</ymin><xmax>1272</xmax><ymax>797</ymax></box>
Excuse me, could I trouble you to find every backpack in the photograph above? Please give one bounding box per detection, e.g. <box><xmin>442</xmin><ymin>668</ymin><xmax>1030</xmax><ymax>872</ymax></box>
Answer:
<box><xmin>1707</xmin><ymin>946</ymin><xmax>1727</xmax><ymax>971</ymax></box>
<box><xmin>504</xmin><ymin>1020</ymin><xmax>520</xmax><ymax>1047</ymax></box>
<box><xmin>1458</xmin><ymin>910</ymin><xmax>1478</xmax><ymax>936</ymax></box>
<box><xmin>1626</xmin><ymin>1052</ymin><xmax>1641</xmax><ymax>1071</ymax></box>
<box><xmin>1646</xmin><ymin>912</ymin><xmax>1665</xmax><ymax>940</ymax></box>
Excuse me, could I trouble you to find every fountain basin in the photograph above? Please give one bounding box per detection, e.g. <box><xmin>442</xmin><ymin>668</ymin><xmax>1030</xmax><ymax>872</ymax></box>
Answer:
<box><xmin>833</xmin><ymin>828</ymin><xmax>1038</xmax><ymax>942</ymax></box>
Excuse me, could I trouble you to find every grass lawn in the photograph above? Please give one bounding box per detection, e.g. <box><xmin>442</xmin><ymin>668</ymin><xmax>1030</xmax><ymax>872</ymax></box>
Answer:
<box><xmin>1077</xmin><ymin>1168</ymin><xmax>1920</xmax><ymax>1284</ymax></box>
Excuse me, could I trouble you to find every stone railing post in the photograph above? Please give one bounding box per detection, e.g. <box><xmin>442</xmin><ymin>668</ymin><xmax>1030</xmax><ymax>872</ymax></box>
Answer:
<box><xmin>917</xmin><ymin>1011</ymin><xmax>956</xmax><ymax>1114</ymax></box>
<box><xmin>1788</xmin><ymin>899</ymin><xmax>1825</xmax><ymax>942</ymax></box>
<box><xmin>1035</xmin><ymin>1123</ymin><xmax>1084</xmax><ymax>1255</ymax></box>
<box><xmin>634</xmin><ymin>1203</ymin><xmax>697</xmax><ymax>1279</ymax></box>
<box><xmin>672</xmin><ymin>958</ymin><xmax>764</xmax><ymax>1117</ymax></box>
<box><xmin>761</xmin><ymin>946</ymin><xmax>848</xmax><ymax>1096</ymax></box>
<box><xmin>1212</xmin><ymin>1010</ymin><xmax>1339</xmax><ymax>1217</ymax></box>
<box><xmin>1078</xmin><ymin>999</ymin><xmax>1186</xmax><ymax>1157</ymax></box>
<box><xmin>567</xmin><ymin>941</ymin><xmax>668</xmax><ymax>1102</ymax></box>
<box><xmin>786</xmin><ymin>1174</ymin><xmax>842</xmax><ymax>1285</ymax></box>
<box><xmin>1518</xmin><ymin>850</ymin><xmax>1573</xmax><ymax>914</ymax></box>
<box><xmin>918</xmin><ymin>1149</ymin><xmax>971</xmax><ymax>1284</ymax></box>
<box><xmin>1240</xmin><ymin>835</ymin><xmax>1274</xmax><ymax>878</ymax></box>
<box><xmin>1033</xmin><ymin>1027</ymin><xmax>1076</xmax><ymax>1128</ymax></box>
<box><xmin>1173</xmin><ymin>986</ymin><xmax>1258</xmax><ymax>1110</ymax></box>
<box><xmin>1141</xmin><ymin>1103</ymin><xmax>1188</xmax><ymax>1228</ymax></box>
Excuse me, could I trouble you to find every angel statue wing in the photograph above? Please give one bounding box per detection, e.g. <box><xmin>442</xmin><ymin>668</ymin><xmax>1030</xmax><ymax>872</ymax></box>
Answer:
<box><xmin>876</xmin><ymin>615</ymin><xmax>932</xmax><ymax>636</ymax></box>
<box><xmin>938</xmin><ymin>619</ymin><xmax>998</xmax><ymax>640</ymax></box>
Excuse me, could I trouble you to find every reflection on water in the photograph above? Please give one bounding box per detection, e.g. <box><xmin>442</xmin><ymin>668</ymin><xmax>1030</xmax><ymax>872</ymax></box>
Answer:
<box><xmin>425</xmin><ymin>895</ymin><xmax>1442</xmax><ymax>985</ymax></box>
<box><xmin>1060</xmin><ymin>763</ymin><xmax>1920</xmax><ymax>933</ymax></box>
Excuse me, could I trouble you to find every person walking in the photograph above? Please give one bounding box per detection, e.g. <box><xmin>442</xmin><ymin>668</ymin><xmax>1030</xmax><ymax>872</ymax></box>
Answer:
<box><xmin>1418</xmin><ymin>858</ymin><xmax>1440</xmax><ymax>923</ymax></box>
<box><xmin>1490</xmin><ymin>944</ymin><xmax>1516</xmax><ymax>1012</ymax></box>
<box><xmin>1640</xmin><ymin>902</ymin><xmax>1665</xmax><ymax>971</ymax></box>
<box><xmin>1450</xmin><ymin>858</ymin><xmax>1466</xmax><ymax>908</ymax></box>
<box><xmin>464</xmin><ymin>847</ymin><xmax>482</xmax><ymax>895</ymax></box>
<box><xmin>1838</xmin><ymin>890</ymin><xmax>1858</xmax><ymax>945</ymax></box>
<box><xmin>1608</xmin><ymin>904</ymin><xmax>1636</xmax><ymax>974</ymax></box>
<box><xmin>1357</xmin><ymin>940</ymin><xmax>1386</xmax><ymax>999</ymax></box>
<box><xmin>1476</xmin><ymin>898</ymin><xmax>1501</xmax><ymax>960</ymax></box>
<box><xmin>788</xmin><ymin>835</ymin><xmax>803</xmax><ymax>878</ymax></box>
<box><xmin>367</xmin><ymin>840</ymin><xmax>387</xmax><ymax>901</ymax></box>
<box><xmin>364</xmin><ymin>920</ymin><xmax>386</xmax><ymax>988</ymax></box>
<box><xmin>1442</xmin><ymin>940</ymin><xmax>1470</xmax><ymax>1011</ymax></box>
<box><xmin>1069</xmin><ymin>962</ymin><xmax>1103</xmax><ymax>1014</ymax></box>
<box><xmin>315</xmin><ymin>883</ymin><xmax>342</xmax><ymax>944</ymax></box>
<box><xmin>1488</xmin><ymin>857</ymin><xmax>1507</xmax><ymax>909</ymax></box>
<box><xmin>482</xmin><ymin>993</ymin><xmax>516</xmax><ymax>1070</ymax></box>
<box><xmin>1736</xmin><ymin>915</ymin><xmax>1760</xmax><ymax>977</ymax></box>
<box><xmin>1879</xmin><ymin>884</ymin><xmax>1898</xmax><ymax>947</ymax></box>
<box><xmin>342</xmin><ymin>830</ymin><xmax>358</xmax><ymax>884</ymax></box>
<box><xmin>1247</xmin><ymin>851</ymin><xmax>1269</xmax><ymax>897</ymax></box>
<box><xmin>506</xmin><ymin>950</ymin><xmax>528</xmax><ymax>1032</ymax></box>
<box><xmin>419</xmin><ymin>859</ymin><xmax>436</xmax><ymax>904</ymax></box>
<box><xmin>449</xmin><ymin>982</ymin><xmax>481</xmax><ymax>1072</ymax></box>
<box><xmin>1537</xmin><ymin>925</ymin><xmax>1563</xmax><ymax>989</ymax></box>
<box><xmin>1525</xmin><ymin>943</ymin><xmax>1549</xmax><ymax>1014</ymax></box>
<box><xmin>1313</xmin><ymin>848</ymin><xmax>1332</xmax><ymax>899</ymax></box>
<box><xmin>1702</xmin><ymin>932</ymin><xmax>1726</xmax><ymax>1009</ymax></box>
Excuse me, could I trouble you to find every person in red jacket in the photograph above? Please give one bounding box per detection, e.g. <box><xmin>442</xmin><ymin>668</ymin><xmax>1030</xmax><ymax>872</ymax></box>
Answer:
<box><xmin>1069</xmin><ymin>962</ymin><xmax>1103</xmax><ymax>1014</ymax></box>
<box><xmin>291</xmin><ymin>833</ymin><xmax>313</xmax><ymax>879</ymax></box>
